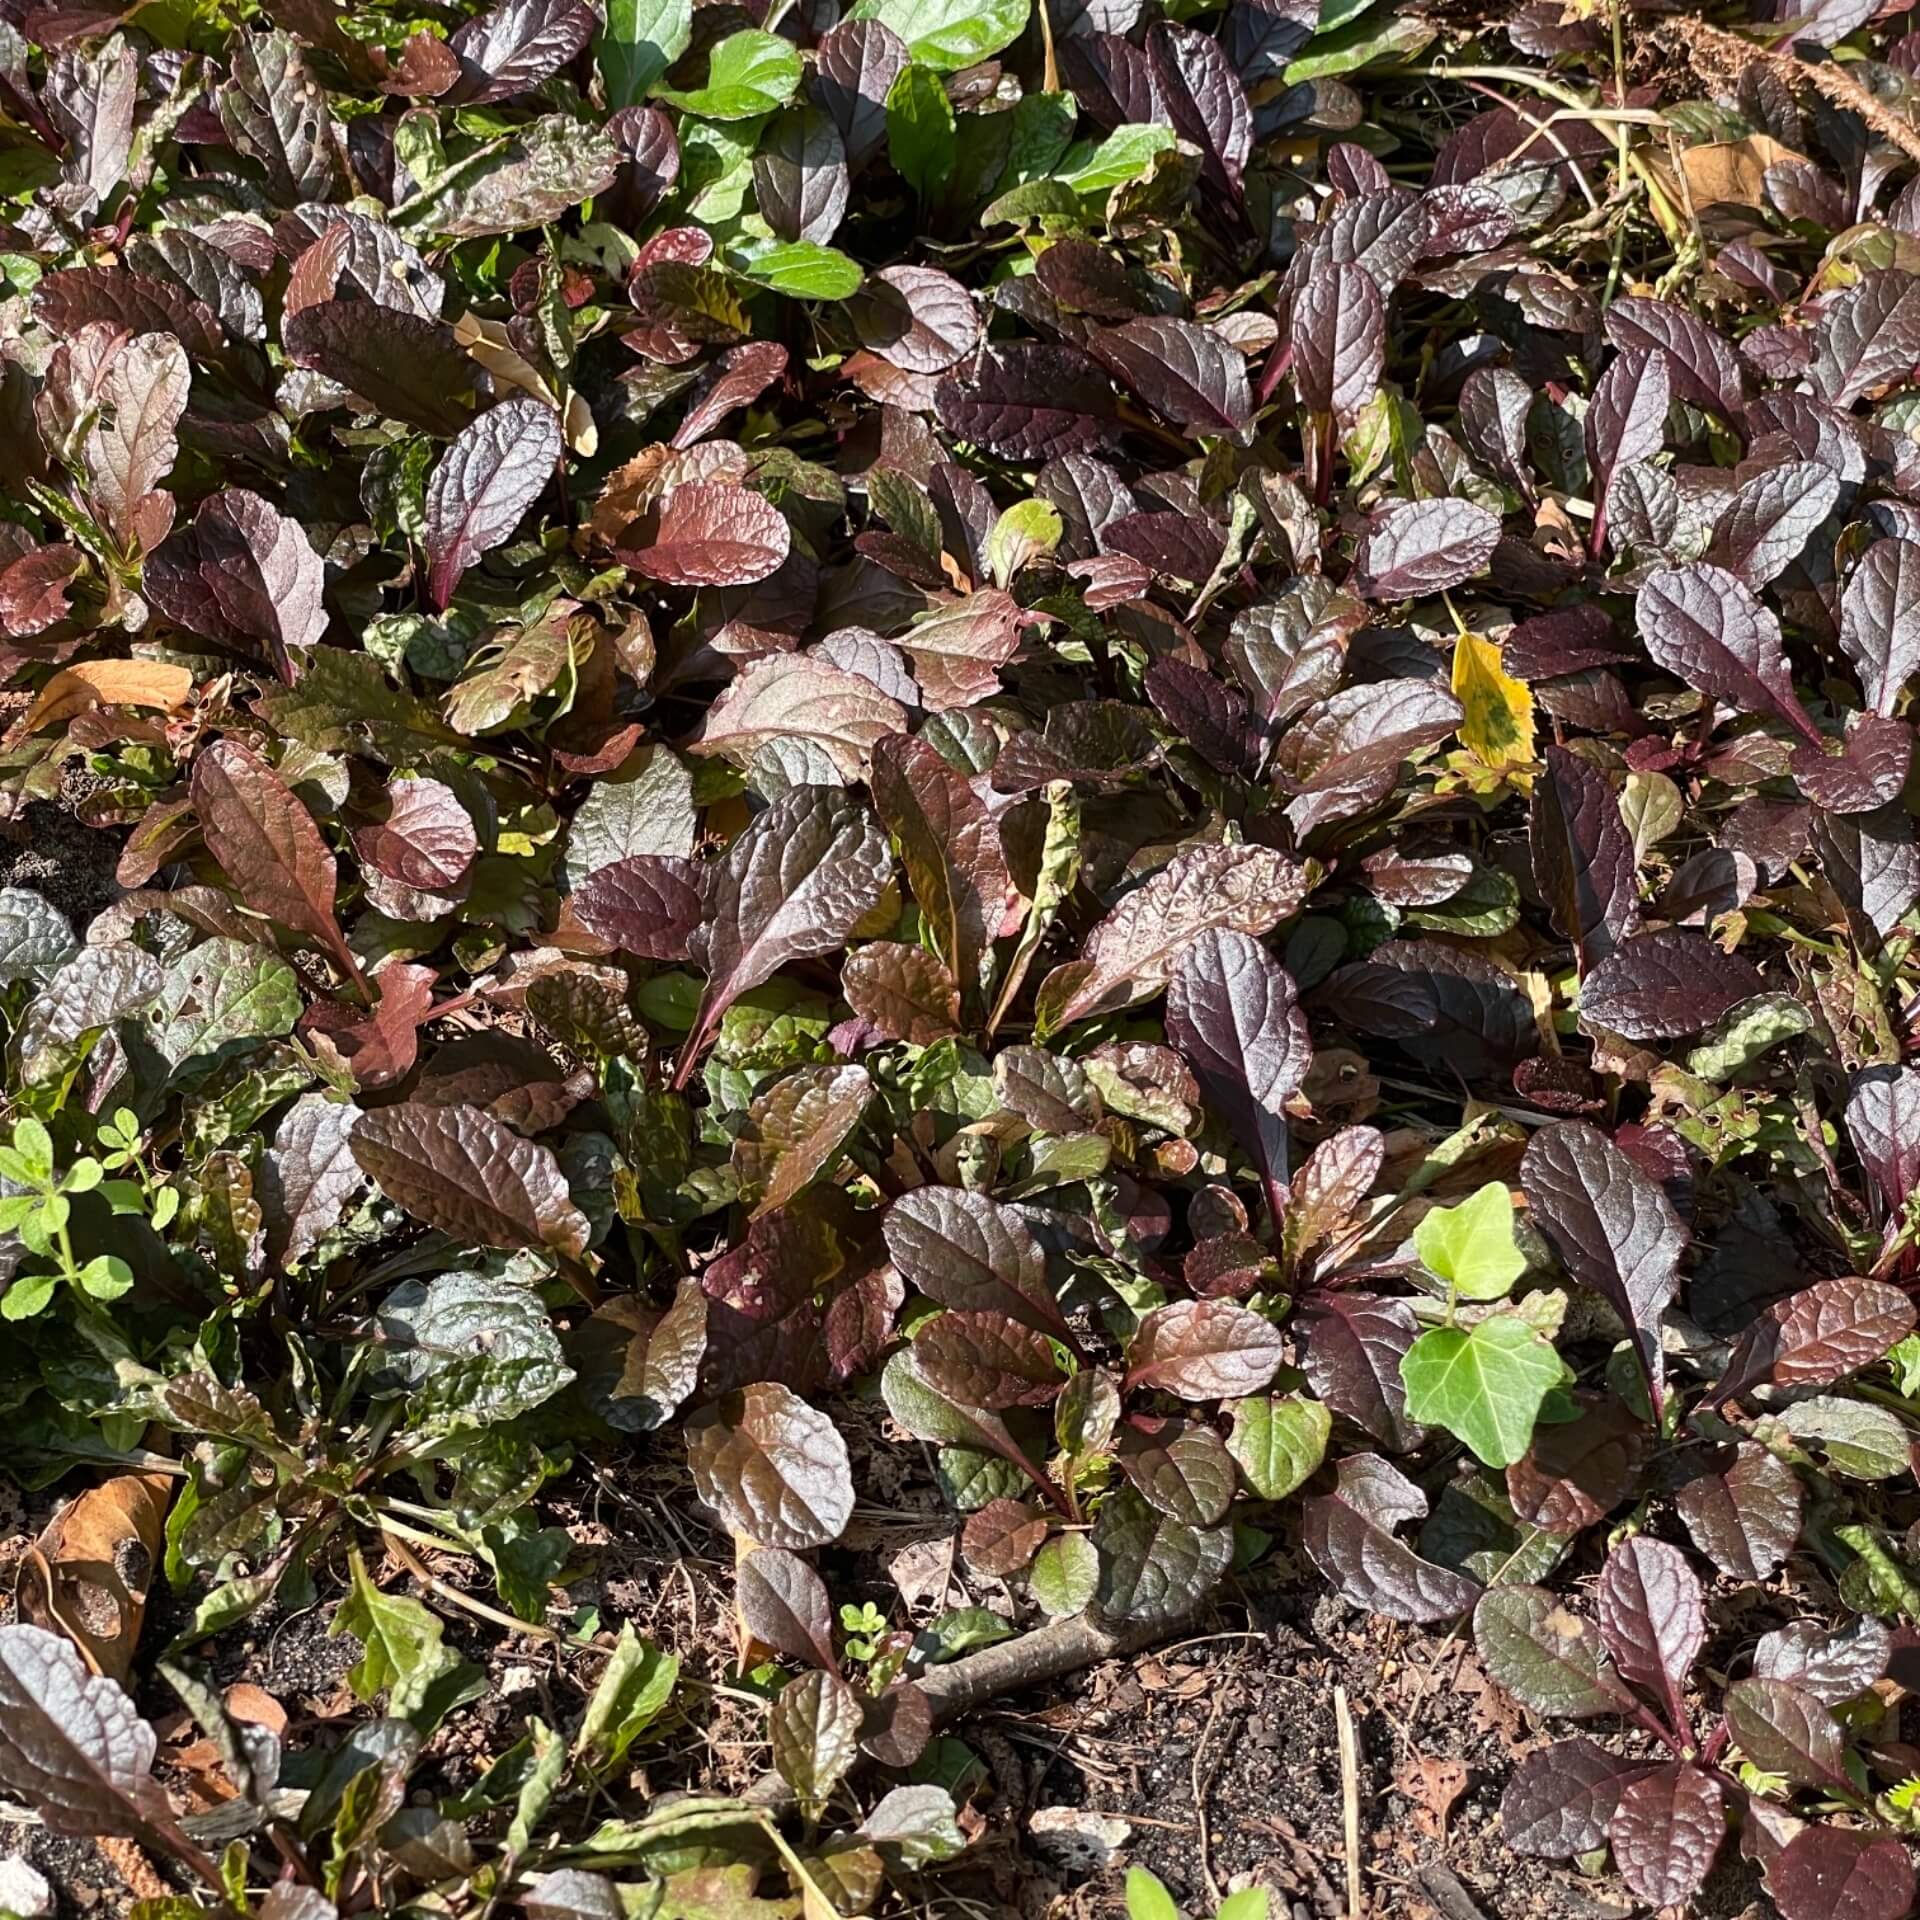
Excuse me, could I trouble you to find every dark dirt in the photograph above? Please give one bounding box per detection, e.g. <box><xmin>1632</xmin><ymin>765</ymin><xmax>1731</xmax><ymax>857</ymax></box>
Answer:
<box><xmin>0</xmin><ymin>793</ymin><xmax>126</xmax><ymax>932</ymax></box>
<box><xmin>0</xmin><ymin>1395</ymin><xmax>1785</xmax><ymax>1918</ymax></box>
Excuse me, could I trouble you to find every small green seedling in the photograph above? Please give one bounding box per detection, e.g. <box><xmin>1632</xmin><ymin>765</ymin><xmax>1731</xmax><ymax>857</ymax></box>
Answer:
<box><xmin>1126</xmin><ymin>1867</ymin><xmax>1269</xmax><ymax>1920</ymax></box>
<box><xmin>0</xmin><ymin>1115</ymin><xmax>145</xmax><ymax>1319</ymax></box>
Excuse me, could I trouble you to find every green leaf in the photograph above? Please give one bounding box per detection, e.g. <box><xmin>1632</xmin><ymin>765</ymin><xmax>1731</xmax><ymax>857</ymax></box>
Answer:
<box><xmin>1284</xmin><ymin>7</ymin><xmax>1434</xmax><ymax>82</ymax></box>
<box><xmin>656</xmin><ymin>29</ymin><xmax>801</xmax><ymax>119</ymax></box>
<box><xmin>599</xmin><ymin>0</ymin><xmax>693</xmax><ymax>105</ymax></box>
<box><xmin>573</xmin><ymin>1623</ymin><xmax>679</xmax><ymax>1776</ymax></box>
<box><xmin>1056</xmin><ymin>123</ymin><xmax>1179</xmax><ymax>195</ymax></box>
<box><xmin>10</xmin><ymin>1118</ymin><xmax>54</xmax><ymax>1184</ymax></box>
<box><xmin>1</xmin><ymin>1271</ymin><xmax>57</xmax><ymax>1320</ymax></box>
<box><xmin>886</xmin><ymin>64</ymin><xmax>956</xmax><ymax>205</ymax></box>
<box><xmin>848</xmin><ymin>0</ymin><xmax>1030</xmax><ymax>70</ymax></box>
<box><xmin>731</xmin><ymin>240</ymin><xmax>864</xmax><ymax>300</ymax></box>
<box><xmin>1126</xmin><ymin>1868</ymin><xmax>1181</xmax><ymax>1920</ymax></box>
<box><xmin>331</xmin><ymin>1548</ymin><xmax>484</xmax><ymax>1733</ymax></box>
<box><xmin>1217</xmin><ymin>1894</ymin><xmax>1272</xmax><ymax>1920</ymax></box>
<box><xmin>985</xmin><ymin>499</ymin><xmax>1063</xmax><ymax>589</ymax></box>
<box><xmin>1029</xmin><ymin>1531</ymin><xmax>1097</xmax><ymax>1617</ymax></box>
<box><xmin>148</xmin><ymin>938</ymin><xmax>303</xmax><ymax>1080</ymax></box>
<box><xmin>1226</xmin><ymin>1396</ymin><xmax>1331</xmax><ymax>1501</ymax></box>
<box><xmin>1401</xmin><ymin>1318</ymin><xmax>1565</xmax><ymax>1469</ymax></box>
<box><xmin>1414</xmin><ymin>1181</ymin><xmax>1526</xmax><ymax>1302</ymax></box>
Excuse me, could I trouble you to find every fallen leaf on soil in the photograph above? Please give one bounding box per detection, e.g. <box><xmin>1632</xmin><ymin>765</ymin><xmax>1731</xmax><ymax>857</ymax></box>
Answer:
<box><xmin>17</xmin><ymin>1470</ymin><xmax>171</xmax><ymax>1682</ymax></box>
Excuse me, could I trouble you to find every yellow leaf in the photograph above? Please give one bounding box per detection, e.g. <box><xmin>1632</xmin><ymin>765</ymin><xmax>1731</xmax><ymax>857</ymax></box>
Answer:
<box><xmin>21</xmin><ymin>660</ymin><xmax>194</xmax><ymax>736</ymax></box>
<box><xmin>1451</xmin><ymin>632</ymin><xmax>1535</xmax><ymax>771</ymax></box>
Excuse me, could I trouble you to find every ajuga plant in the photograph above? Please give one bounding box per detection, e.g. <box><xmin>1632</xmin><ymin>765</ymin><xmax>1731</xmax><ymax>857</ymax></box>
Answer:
<box><xmin>11</xmin><ymin>0</ymin><xmax>1920</xmax><ymax>1912</ymax></box>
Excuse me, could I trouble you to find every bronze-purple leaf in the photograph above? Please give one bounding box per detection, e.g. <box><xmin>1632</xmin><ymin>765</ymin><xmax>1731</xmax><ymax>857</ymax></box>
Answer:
<box><xmin>1530</xmin><ymin>745</ymin><xmax>1638</xmax><ymax>973</ymax></box>
<box><xmin>685</xmin><ymin>1382</ymin><xmax>855</xmax><ymax>1549</ymax></box>
<box><xmin>350</xmin><ymin>1102</ymin><xmax>591</xmax><ymax>1263</ymax></box>
<box><xmin>282</xmin><ymin>301</ymin><xmax>481</xmax><ymax>436</ymax></box>
<box><xmin>423</xmin><ymin>396</ymin><xmax>562</xmax><ymax>609</ymax></box>
<box><xmin>1088</xmin><ymin>316</ymin><xmax>1252</xmax><ymax>438</ymax></box>
<box><xmin>145</xmin><ymin>490</ymin><xmax>329</xmax><ymax>683</ymax></box>
<box><xmin>628</xmin><ymin>482</ymin><xmax>791</xmax><ymax>588</ymax></box>
<box><xmin>677</xmin><ymin>785</ymin><xmax>891</xmax><ymax>1087</ymax></box>
<box><xmin>190</xmin><ymin>739</ymin><xmax>359</xmax><ymax>983</ymax></box>
<box><xmin>570</xmin><ymin>855</ymin><xmax>704</xmax><ymax>960</ymax></box>
<box><xmin>1520</xmin><ymin>1121</ymin><xmax>1684</xmax><ymax>1412</ymax></box>
<box><xmin>1304</xmin><ymin>1454</ymin><xmax>1481</xmax><ymax>1624</ymax></box>
<box><xmin>1124</xmin><ymin>1298</ymin><xmax>1285</xmax><ymax>1401</ymax></box>
<box><xmin>1579</xmin><ymin>928</ymin><xmax>1765</xmax><ymax>1040</ymax></box>
<box><xmin>1609</xmin><ymin>1764</ymin><xmax>1724</xmax><ymax>1909</ymax></box>
<box><xmin>1166</xmin><ymin>928</ymin><xmax>1311</xmax><ymax>1230</ymax></box>
<box><xmin>1770</xmin><ymin>1825</ymin><xmax>1915</xmax><ymax>1920</ymax></box>
<box><xmin>1353</xmin><ymin>498</ymin><xmax>1501</xmax><ymax>600</ymax></box>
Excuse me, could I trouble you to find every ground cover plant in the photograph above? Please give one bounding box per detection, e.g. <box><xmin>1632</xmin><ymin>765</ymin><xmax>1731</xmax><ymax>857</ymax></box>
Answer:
<box><xmin>11</xmin><ymin>0</ymin><xmax>1920</xmax><ymax>1913</ymax></box>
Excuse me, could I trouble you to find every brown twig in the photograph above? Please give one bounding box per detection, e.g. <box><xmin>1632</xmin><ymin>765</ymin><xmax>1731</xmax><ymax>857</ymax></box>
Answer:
<box><xmin>1336</xmin><ymin>1684</ymin><xmax>1364</xmax><ymax>1920</ymax></box>
<box><xmin>916</xmin><ymin>1606</ymin><xmax>1199</xmax><ymax>1723</ymax></box>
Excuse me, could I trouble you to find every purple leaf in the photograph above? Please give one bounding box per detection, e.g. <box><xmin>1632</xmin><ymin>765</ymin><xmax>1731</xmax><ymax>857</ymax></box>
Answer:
<box><xmin>1303</xmin><ymin>1454</ymin><xmax>1482</xmax><ymax>1624</ymax></box>
<box><xmin>1530</xmin><ymin>745</ymin><xmax>1638</xmax><ymax>973</ymax></box>
<box><xmin>1297</xmin><ymin>1292</ymin><xmax>1422</xmax><ymax>1451</ymax></box>
<box><xmin>1502</xmin><ymin>1740</ymin><xmax>1652</xmax><ymax>1859</ymax></box>
<box><xmin>1354</xmin><ymin>498</ymin><xmax>1501</xmax><ymax>600</ymax></box>
<box><xmin>1088</xmin><ymin>316</ymin><xmax>1252</xmax><ymax>437</ymax></box>
<box><xmin>1839</xmin><ymin>539</ymin><xmax>1920</xmax><ymax>716</ymax></box>
<box><xmin>1166</xmin><ymin>928</ymin><xmax>1310</xmax><ymax>1227</ymax></box>
<box><xmin>1291</xmin><ymin>263</ymin><xmax>1385</xmax><ymax>419</ymax></box>
<box><xmin>1520</xmin><ymin>1121</ymin><xmax>1685</xmax><ymax>1411</ymax></box>
<box><xmin>1673</xmin><ymin>1441</ymin><xmax>1803</xmax><ymax>1580</ymax></box>
<box><xmin>423</xmin><ymin>397</ymin><xmax>562</xmax><ymax>609</ymax></box>
<box><xmin>934</xmin><ymin>344</ymin><xmax>1120</xmax><ymax>460</ymax></box>
<box><xmin>1609</xmin><ymin>1765</ymin><xmax>1725</xmax><ymax>1909</ymax></box>
<box><xmin>1636</xmin><ymin>562</ymin><xmax>1817</xmax><ymax>740</ymax></box>
<box><xmin>1771</xmin><ymin>1826</ymin><xmax>1916</xmax><ymax>1920</ymax></box>
<box><xmin>1579</xmin><ymin>929</ymin><xmax>1766</xmax><ymax>1040</ymax></box>
<box><xmin>1148</xmin><ymin>22</ymin><xmax>1251</xmax><ymax>199</ymax></box>
<box><xmin>1594</xmin><ymin>1537</ymin><xmax>1702</xmax><ymax>1731</ymax></box>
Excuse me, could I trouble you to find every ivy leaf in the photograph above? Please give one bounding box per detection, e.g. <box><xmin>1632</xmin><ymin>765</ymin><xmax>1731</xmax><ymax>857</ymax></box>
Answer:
<box><xmin>1400</xmin><ymin>1317</ymin><xmax>1563</xmax><ymax>1469</ymax></box>
<box><xmin>1414</xmin><ymin>1182</ymin><xmax>1525</xmax><ymax>1301</ymax></box>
